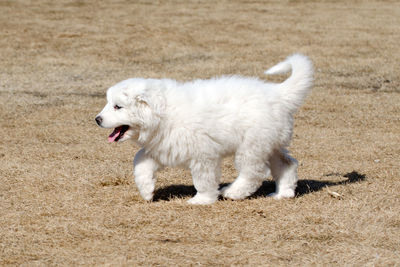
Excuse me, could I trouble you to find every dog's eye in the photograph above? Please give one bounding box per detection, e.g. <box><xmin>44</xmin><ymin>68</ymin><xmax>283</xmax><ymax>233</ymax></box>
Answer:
<box><xmin>114</xmin><ymin>105</ymin><xmax>122</xmax><ymax>110</ymax></box>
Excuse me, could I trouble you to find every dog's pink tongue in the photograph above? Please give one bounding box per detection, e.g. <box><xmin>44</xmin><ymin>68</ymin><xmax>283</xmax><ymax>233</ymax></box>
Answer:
<box><xmin>108</xmin><ymin>127</ymin><xmax>122</xmax><ymax>143</ymax></box>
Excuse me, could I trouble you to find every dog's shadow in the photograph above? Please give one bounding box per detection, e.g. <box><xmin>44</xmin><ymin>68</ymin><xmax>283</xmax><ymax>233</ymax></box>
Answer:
<box><xmin>153</xmin><ymin>171</ymin><xmax>366</xmax><ymax>202</ymax></box>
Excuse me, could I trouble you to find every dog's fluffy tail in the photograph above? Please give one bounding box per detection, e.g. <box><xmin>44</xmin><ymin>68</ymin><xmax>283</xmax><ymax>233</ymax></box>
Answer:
<box><xmin>265</xmin><ymin>54</ymin><xmax>313</xmax><ymax>113</ymax></box>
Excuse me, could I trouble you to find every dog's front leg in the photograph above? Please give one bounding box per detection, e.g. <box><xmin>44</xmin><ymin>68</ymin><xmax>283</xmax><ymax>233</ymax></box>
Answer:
<box><xmin>187</xmin><ymin>159</ymin><xmax>221</xmax><ymax>205</ymax></box>
<box><xmin>133</xmin><ymin>148</ymin><xmax>160</xmax><ymax>201</ymax></box>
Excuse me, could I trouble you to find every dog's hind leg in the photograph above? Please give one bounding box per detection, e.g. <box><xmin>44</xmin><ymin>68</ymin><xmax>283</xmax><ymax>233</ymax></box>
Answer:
<box><xmin>221</xmin><ymin>148</ymin><xmax>269</xmax><ymax>200</ymax></box>
<box><xmin>187</xmin><ymin>158</ymin><xmax>221</xmax><ymax>205</ymax></box>
<box><xmin>134</xmin><ymin>148</ymin><xmax>160</xmax><ymax>201</ymax></box>
<box><xmin>268</xmin><ymin>149</ymin><xmax>298</xmax><ymax>199</ymax></box>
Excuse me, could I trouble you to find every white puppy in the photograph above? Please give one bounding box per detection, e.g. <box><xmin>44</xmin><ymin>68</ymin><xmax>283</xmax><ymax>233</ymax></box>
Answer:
<box><xmin>95</xmin><ymin>54</ymin><xmax>313</xmax><ymax>204</ymax></box>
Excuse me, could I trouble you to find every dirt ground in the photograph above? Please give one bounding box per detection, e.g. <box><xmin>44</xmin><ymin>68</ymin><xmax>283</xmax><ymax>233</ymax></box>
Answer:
<box><xmin>1</xmin><ymin>0</ymin><xmax>399</xmax><ymax>266</ymax></box>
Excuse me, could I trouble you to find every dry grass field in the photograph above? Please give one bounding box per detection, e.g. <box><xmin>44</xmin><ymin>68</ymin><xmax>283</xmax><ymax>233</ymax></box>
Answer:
<box><xmin>1</xmin><ymin>0</ymin><xmax>400</xmax><ymax>266</ymax></box>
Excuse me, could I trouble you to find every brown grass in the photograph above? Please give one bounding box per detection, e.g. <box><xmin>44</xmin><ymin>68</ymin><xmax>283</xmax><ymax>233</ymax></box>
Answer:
<box><xmin>1</xmin><ymin>0</ymin><xmax>400</xmax><ymax>265</ymax></box>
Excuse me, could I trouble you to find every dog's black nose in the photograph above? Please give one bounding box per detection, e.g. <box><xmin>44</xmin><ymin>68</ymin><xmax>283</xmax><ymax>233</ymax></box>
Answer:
<box><xmin>95</xmin><ymin>116</ymin><xmax>103</xmax><ymax>126</ymax></box>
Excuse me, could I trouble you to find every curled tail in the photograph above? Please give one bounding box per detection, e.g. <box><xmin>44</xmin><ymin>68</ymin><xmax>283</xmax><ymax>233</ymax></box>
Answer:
<box><xmin>265</xmin><ymin>54</ymin><xmax>313</xmax><ymax>113</ymax></box>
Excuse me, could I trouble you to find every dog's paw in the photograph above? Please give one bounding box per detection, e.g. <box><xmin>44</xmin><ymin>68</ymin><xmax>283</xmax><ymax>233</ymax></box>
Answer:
<box><xmin>138</xmin><ymin>185</ymin><xmax>154</xmax><ymax>201</ymax></box>
<box><xmin>140</xmin><ymin>191</ymin><xmax>154</xmax><ymax>201</ymax></box>
<box><xmin>187</xmin><ymin>192</ymin><xmax>218</xmax><ymax>205</ymax></box>
<box><xmin>221</xmin><ymin>185</ymin><xmax>247</xmax><ymax>200</ymax></box>
<box><xmin>136</xmin><ymin>179</ymin><xmax>155</xmax><ymax>201</ymax></box>
<box><xmin>221</xmin><ymin>180</ymin><xmax>260</xmax><ymax>200</ymax></box>
<box><xmin>267</xmin><ymin>189</ymin><xmax>295</xmax><ymax>200</ymax></box>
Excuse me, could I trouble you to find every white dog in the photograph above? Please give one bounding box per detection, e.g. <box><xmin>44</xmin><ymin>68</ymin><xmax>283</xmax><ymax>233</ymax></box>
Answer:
<box><xmin>95</xmin><ymin>54</ymin><xmax>313</xmax><ymax>204</ymax></box>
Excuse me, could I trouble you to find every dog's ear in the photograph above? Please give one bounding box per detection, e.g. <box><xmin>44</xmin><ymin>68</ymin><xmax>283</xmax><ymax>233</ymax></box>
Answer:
<box><xmin>135</xmin><ymin>94</ymin><xmax>148</xmax><ymax>105</ymax></box>
<box><xmin>134</xmin><ymin>89</ymin><xmax>165</xmax><ymax>141</ymax></box>
<box><xmin>134</xmin><ymin>90</ymin><xmax>165</xmax><ymax>116</ymax></box>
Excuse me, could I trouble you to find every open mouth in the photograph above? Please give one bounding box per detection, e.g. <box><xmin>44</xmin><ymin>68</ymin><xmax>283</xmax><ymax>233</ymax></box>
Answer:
<box><xmin>108</xmin><ymin>125</ymin><xmax>130</xmax><ymax>143</ymax></box>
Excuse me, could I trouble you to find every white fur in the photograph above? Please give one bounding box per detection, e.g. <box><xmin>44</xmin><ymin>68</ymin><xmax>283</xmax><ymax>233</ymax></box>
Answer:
<box><xmin>96</xmin><ymin>54</ymin><xmax>313</xmax><ymax>204</ymax></box>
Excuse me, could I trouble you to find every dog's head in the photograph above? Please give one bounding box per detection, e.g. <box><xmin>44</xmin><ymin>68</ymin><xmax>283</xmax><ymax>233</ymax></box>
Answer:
<box><xmin>95</xmin><ymin>78</ymin><xmax>165</xmax><ymax>143</ymax></box>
